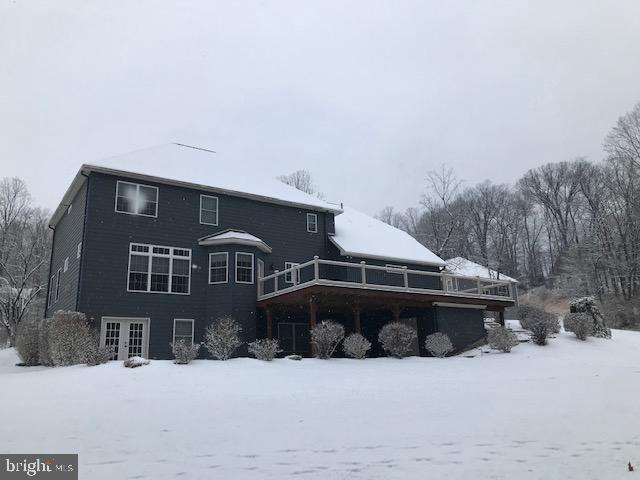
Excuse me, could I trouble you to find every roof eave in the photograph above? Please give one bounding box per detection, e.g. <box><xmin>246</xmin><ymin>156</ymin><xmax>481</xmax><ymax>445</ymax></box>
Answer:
<box><xmin>328</xmin><ymin>236</ymin><xmax>446</xmax><ymax>268</ymax></box>
<box><xmin>83</xmin><ymin>164</ymin><xmax>344</xmax><ymax>214</ymax></box>
<box><xmin>48</xmin><ymin>167</ymin><xmax>90</xmax><ymax>228</ymax></box>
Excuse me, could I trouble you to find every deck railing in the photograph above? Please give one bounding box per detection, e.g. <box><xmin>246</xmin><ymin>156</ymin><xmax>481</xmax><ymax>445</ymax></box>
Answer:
<box><xmin>257</xmin><ymin>256</ymin><xmax>515</xmax><ymax>302</ymax></box>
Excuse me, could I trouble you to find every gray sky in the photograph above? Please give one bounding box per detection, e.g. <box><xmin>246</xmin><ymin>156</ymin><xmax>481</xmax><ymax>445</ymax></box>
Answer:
<box><xmin>1</xmin><ymin>1</ymin><xmax>639</xmax><ymax>216</ymax></box>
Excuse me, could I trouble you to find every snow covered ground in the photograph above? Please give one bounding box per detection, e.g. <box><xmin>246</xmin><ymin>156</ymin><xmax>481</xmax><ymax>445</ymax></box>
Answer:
<box><xmin>1</xmin><ymin>329</ymin><xmax>639</xmax><ymax>480</ymax></box>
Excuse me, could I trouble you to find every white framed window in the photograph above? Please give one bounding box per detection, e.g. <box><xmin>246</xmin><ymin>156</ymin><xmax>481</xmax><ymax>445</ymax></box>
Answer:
<box><xmin>235</xmin><ymin>252</ymin><xmax>254</xmax><ymax>284</ymax></box>
<box><xmin>173</xmin><ymin>319</ymin><xmax>194</xmax><ymax>346</ymax></box>
<box><xmin>54</xmin><ymin>268</ymin><xmax>61</xmax><ymax>302</ymax></box>
<box><xmin>77</xmin><ymin>242</ymin><xmax>82</xmax><ymax>259</ymax></box>
<box><xmin>115</xmin><ymin>181</ymin><xmax>159</xmax><ymax>217</ymax></box>
<box><xmin>284</xmin><ymin>262</ymin><xmax>300</xmax><ymax>284</ymax></box>
<box><xmin>64</xmin><ymin>257</ymin><xmax>69</xmax><ymax>272</ymax></box>
<box><xmin>48</xmin><ymin>273</ymin><xmax>56</xmax><ymax>306</ymax></box>
<box><xmin>385</xmin><ymin>264</ymin><xmax>406</xmax><ymax>274</ymax></box>
<box><xmin>67</xmin><ymin>204</ymin><xmax>72</xmax><ymax>215</ymax></box>
<box><xmin>127</xmin><ymin>243</ymin><xmax>191</xmax><ymax>295</ymax></box>
<box><xmin>306</xmin><ymin>213</ymin><xmax>318</xmax><ymax>233</ymax></box>
<box><xmin>200</xmin><ymin>195</ymin><xmax>219</xmax><ymax>226</ymax></box>
<box><xmin>209</xmin><ymin>252</ymin><xmax>228</xmax><ymax>284</ymax></box>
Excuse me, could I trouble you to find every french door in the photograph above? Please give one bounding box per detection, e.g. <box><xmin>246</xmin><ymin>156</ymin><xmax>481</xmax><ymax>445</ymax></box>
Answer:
<box><xmin>101</xmin><ymin>317</ymin><xmax>150</xmax><ymax>360</ymax></box>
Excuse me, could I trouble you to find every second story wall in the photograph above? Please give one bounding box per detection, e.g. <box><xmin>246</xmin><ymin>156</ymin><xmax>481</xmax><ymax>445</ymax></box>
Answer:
<box><xmin>78</xmin><ymin>172</ymin><xmax>334</xmax><ymax>317</ymax></box>
<box><xmin>46</xmin><ymin>180</ymin><xmax>87</xmax><ymax>317</ymax></box>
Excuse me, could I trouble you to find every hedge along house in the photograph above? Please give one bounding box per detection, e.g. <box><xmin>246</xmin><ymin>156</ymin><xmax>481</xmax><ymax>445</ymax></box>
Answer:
<box><xmin>45</xmin><ymin>144</ymin><xmax>516</xmax><ymax>360</ymax></box>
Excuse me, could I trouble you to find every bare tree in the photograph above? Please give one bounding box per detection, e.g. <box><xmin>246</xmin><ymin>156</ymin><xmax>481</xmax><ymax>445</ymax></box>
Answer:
<box><xmin>278</xmin><ymin>170</ymin><xmax>318</xmax><ymax>195</ymax></box>
<box><xmin>0</xmin><ymin>178</ymin><xmax>50</xmax><ymax>346</ymax></box>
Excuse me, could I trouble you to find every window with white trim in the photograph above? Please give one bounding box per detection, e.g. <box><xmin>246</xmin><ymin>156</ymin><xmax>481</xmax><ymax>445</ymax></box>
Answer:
<box><xmin>67</xmin><ymin>204</ymin><xmax>72</xmax><ymax>215</ymax></box>
<box><xmin>64</xmin><ymin>257</ymin><xmax>69</xmax><ymax>272</ymax></box>
<box><xmin>209</xmin><ymin>252</ymin><xmax>228</xmax><ymax>284</ymax></box>
<box><xmin>54</xmin><ymin>268</ymin><xmax>61</xmax><ymax>302</ymax></box>
<box><xmin>77</xmin><ymin>242</ymin><xmax>82</xmax><ymax>259</ymax></box>
<box><xmin>385</xmin><ymin>264</ymin><xmax>406</xmax><ymax>274</ymax></box>
<box><xmin>200</xmin><ymin>195</ymin><xmax>219</xmax><ymax>225</ymax></box>
<box><xmin>173</xmin><ymin>319</ymin><xmax>194</xmax><ymax>346</ymax></box>
<box><xmin>127</xmin><ymin>243</ymin><xmax>191</xmax><ymax>294</ymax></box>
<box><xmin>235</xmin><ymin>252</ymin><xmax>254</xmax><ymax>284</ymax></box>
<box><xmin>115</xmin><ymin>181</ymin><xmax>158</xmax><ymax>217</ymax></box>
<box><xmin>306</xmin><ymin>213</ymin><xmax>318</xmax><ymax>233</ymax></box>
<box><xmin>284</xmin><ymin>262</ymin><xmax>300</xmax><ymax>284</ymax></box>
<box><xmin>48</xmin><ymin>273</ymin><xmax>56</xmax><ymax>306</ymax></box>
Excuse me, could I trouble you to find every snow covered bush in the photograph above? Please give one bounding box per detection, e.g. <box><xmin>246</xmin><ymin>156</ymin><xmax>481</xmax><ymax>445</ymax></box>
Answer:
<box><xmin>517</xmin><ymin>305</ymin><xmax>559</xmax><ymax>345</ymax></box>
<box><xmin>124</xmin><ymin>356</ymin><xmax>149</xmax><ymax>368</ymax></box>
<box><xmin>38</xmin><ymin>318</ymin><xmax>54</xmax><ymax>366</ymax></box>
<box><xmin>204</xmin><ymin>316</ymin><xmax>242</xmax><ymax>360</ymax></box>
<box><xmin>49</xmin><ymin>311</ymin><xmax>94</xmax><ymax>366</ymax></box>
<box><xmin>569</xmin><ymin>296</ymin><xmax>611</xmax><ymax>338</ymax></box>
<box><xmin>85</xmin><ymin>334</ymin><xmax>114</xmax><ymax>366</ymax></box>
<box><xmin>15</xmin><ymin>320</ymin><xmax>39</xmax><ymax>366</ymax></box>
<box><xmin>171</xmin><ymin>339</ymin><xmax>201</xmax><ymax>364</ymax></box>
<box><xmin>378</xmin><ymin>322</ymin><xmax>417</xmax><ymax>358</ymax></box>
<box><xmin>248</xmin><ymin>338</ymin><xmax>282</xmax><ymax>361</ymax></box>
<box><xmin>563</xmin><ymin>312</ymin><xmax>593</xmax><ymax>341</ymax></box>
<box><xmin>342</xmin><ymin>333</ymin><xmax>371</xmax><ymax>359</ymax></box>
<box><xmin>487</xmin><ymin>326</ymin><xmax>519</xmax><ymax>353</ymax></box>
<box><xmin>424</xmin><ymin>332</ymin><xmax>453</xmax><ymax>357</ymax></box>
<box><xmin>310</xmin><ymin>320</ymin><xmax>345</xmax><ymax>359</ymax></box>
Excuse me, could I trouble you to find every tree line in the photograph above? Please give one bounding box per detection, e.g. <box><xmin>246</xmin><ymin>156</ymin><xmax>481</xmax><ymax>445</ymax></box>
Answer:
<box><xmin>376</xmin><ymin>101</ymin><xmax>640</xmax><ymax>318</ymax></box>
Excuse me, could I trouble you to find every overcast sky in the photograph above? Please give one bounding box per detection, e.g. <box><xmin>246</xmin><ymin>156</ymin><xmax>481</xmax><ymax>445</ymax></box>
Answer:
<box><xmin>1</xmin><ymin>1</ymin><xmax>639</xmax><ymax>216</ymax></box>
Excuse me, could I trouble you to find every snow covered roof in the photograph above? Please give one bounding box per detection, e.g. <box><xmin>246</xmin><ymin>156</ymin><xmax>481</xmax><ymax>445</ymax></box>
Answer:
<box><xmin>50</xmin><ymin>143</ymin><xmax>342</xmax><ymax>227</ymax></box>
<box><xmin>330</xmin><ymin>207</ymin><xmax>446</xmax><ymax>267</ymax></box>
<box><xmin>444</xmin><ymin>257</ymin><xmax>518</xmax><ymax>283</ymax></box>
<box><xmin>198</xmin><ymin>229</ymin><xmax>272</xmax><ymax>253</ymax></box>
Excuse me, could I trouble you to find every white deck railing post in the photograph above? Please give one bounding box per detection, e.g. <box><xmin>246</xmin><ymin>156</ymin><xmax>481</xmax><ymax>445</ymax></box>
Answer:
<box><xmin>442</xmin><ymin>273</ymin><xmax>448</xmax><ymax>292</ymax></box>
<box><xmin>360</xmin><ymin>261</ymin><xmax>367</xmax><ymax>285</ymax></box>
<box><xmin>476</xmin><ymin>277</ymin><xmax>481</xmax><ymax>295</ymax></box>
<box><xmin>403</xmin><ymin>266</ymin><xmax>408</xmax><ymax>290</ymax></box>
<box><xmin>274</xmin><ymin>270</ymin><xmax>279</xmax><ymax>292</ymax></box>
<box><xmin>313</xmin><ymin>256</ymin><xmax>319</xmax><ymax>281</ymax></box>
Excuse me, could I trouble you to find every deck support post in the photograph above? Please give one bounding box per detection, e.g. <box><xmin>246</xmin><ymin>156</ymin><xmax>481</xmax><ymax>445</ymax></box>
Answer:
<box><xmin>353</xmin><ymin>305</ymin><xmax>361</xmax><ymax>334</ymax></box>
<box><xmin>266</xmin><ymin>307</ymin><xmax>273</xmax><ymax>339</ymax></box>
<box><xmin>498</xmin><ymin>309</ymin><xmax>505</xmax><ymax>327</ymax></box>
<box><xmin>392</xmin><ymin>304</ymin><xmax>401</xmax><ymax>322</ymax></box>
<box><xmin>309</xmin><ymin>296</ymin><xmax>318</xmax><ymax>356</ymax></box>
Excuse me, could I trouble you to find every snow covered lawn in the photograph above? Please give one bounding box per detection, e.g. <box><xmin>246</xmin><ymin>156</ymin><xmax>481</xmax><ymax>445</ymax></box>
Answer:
<box><xmin>1</xmin><ymin>330</ymin><xmax>640</xmax><ymax>479</ymax></box>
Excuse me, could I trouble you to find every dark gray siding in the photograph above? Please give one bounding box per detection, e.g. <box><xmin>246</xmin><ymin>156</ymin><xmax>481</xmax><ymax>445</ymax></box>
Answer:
<box><xmin>435</xmin><ymin>306</ymin><xmax>486</xmax><ymax>352</ymax></box>
<box><xmin>79</xmin><ymin>172</ymin><xmax>332</xmax><ymax>358</ymax></box>
<box><xmin>46</xmin><ymin>181</ymin><xmax>87</xmax><ymax>317</ymax></box>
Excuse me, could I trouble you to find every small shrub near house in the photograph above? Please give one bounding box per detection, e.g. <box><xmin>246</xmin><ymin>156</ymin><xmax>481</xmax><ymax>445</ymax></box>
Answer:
<box><xmin>38</xmin><ymin>319</ymin><xmax>54</xmax><ymax>366</ymax></box>
<box><xmin>487</xmin><ymin>326</ymin><xmax>519</xmax><ymax>353</ymax></box>
<box><xmin>49</xmin><ymin>311</ymin><xmax>94</xmax><ymax>366</ymax></box>
<box><xmin>15</xmin><ymin>320</ymin><xmax>40</xmax><ymax>366</ymax></box>
<box><xmin>310</xmin><ymin>320</ymin><xmax>345</xmax><ymax>359</ymax></box>
<box><xmin>517</xmin><ymin>305</ymin><xmax>559</xmax><ymax>346</ymax></box>
<box><xmin>564</xmin><ymin>312</ymin><xmax>593</xmax><ymax>341</ymax></box>
<box><xmin>378</xmin><ymin>322</ymin><xmax>417</xmax><ymax>358</ymax></box>
<box><xmin>248</xmin><ymin>339</ymin><xmax>282</xmax><ymax>361</ymax></box>
<box><xmin>170</xmin><ymin>339</ymin><xmax>200</xmax><ymax>364</ymax></box>
<box><xmin>342</xmin><ymin>333</ymin><xmax>371</xmax><ymax>359</ymax></box>
<box><xmin>204</xmin><ymin>316</ymin><xmax>243</xmax><ymax>360</ymax></box>
<box><xmin>424</xmin><ymin>332</ymin><xmax>453</xmax><ymax>358</ymax></box>
<box><xmin>86</xmin><ymin>333</ymin><xmax>114</xmax><ymax>366</ymax></box>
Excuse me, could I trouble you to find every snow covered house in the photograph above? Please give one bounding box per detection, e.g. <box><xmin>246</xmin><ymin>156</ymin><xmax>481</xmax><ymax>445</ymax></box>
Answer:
<box><xmin>45</xmin><ymin>144</ymin><xmax>516</xmax><ymax>359</ymax></box>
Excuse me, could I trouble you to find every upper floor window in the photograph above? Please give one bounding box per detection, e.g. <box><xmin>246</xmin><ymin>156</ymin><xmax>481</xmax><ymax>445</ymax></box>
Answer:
<box><xmin>209</xmin><ymin>252</ymin><xmax>228</xmax><ymax>284</ymax></box>
<box><xmin>173</xmin><ymin>319</ymin><xmax>194</xmax><ymax>346</ymax></box>
<box><xmin>128</xmin><ymin>243</ymin><xmax>191</xmax><ymax>295</ymax></box>
<box><xmin>116</xmin><ymin>181</ymin><xmax>158</xmax><ymax>217</ymax></box>
<box><xmin>235</xmin><ymin>252</ymin><xmax>254</xmax><ymax>284</ymax></box>
<box><xmin>284</xmin><ymin>262</ymin><xmax>300</xmax><ymax>284</ymax></box>
<box><xmin>64</xmin><ymin>257</ymin><xmax>69</xmax><ymax>272</ymax></box>
<box><xmin>306</xmin><ymin>213</ymin><xmax>318</xmax><ymax>233</ymax></box>
<box><xmin>55</xmin><ymin>268</ymin><xmax>61</xmax><ymax>302</ymax></box>
<box><xmin>77</xmin><ymin>242</ymin><xmax>82</xmax><ymax>259</ymax></box>
<box><xmin>67</xmin><ymin>204</ymin><xmax>72</xmax><ymax>215</ymax></box>
<box><xmin>200</xmin><ymin>195</ymin><xmax>219</xmax><ymax>225</ymax></box>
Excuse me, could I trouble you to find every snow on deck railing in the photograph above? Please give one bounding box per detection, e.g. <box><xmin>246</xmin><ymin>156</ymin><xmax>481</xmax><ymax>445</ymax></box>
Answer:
<box><xmin>257</xmin><ymin>256</ymin><xmax>515</xmax><ymax>302</ymax></box>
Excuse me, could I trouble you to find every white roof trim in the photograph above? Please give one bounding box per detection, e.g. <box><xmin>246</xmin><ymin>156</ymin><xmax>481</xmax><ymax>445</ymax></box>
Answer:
<box><xmin>198</xmin><ymin>230</ymin><xmax>272</xmax><ymax>253</ymax></box>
